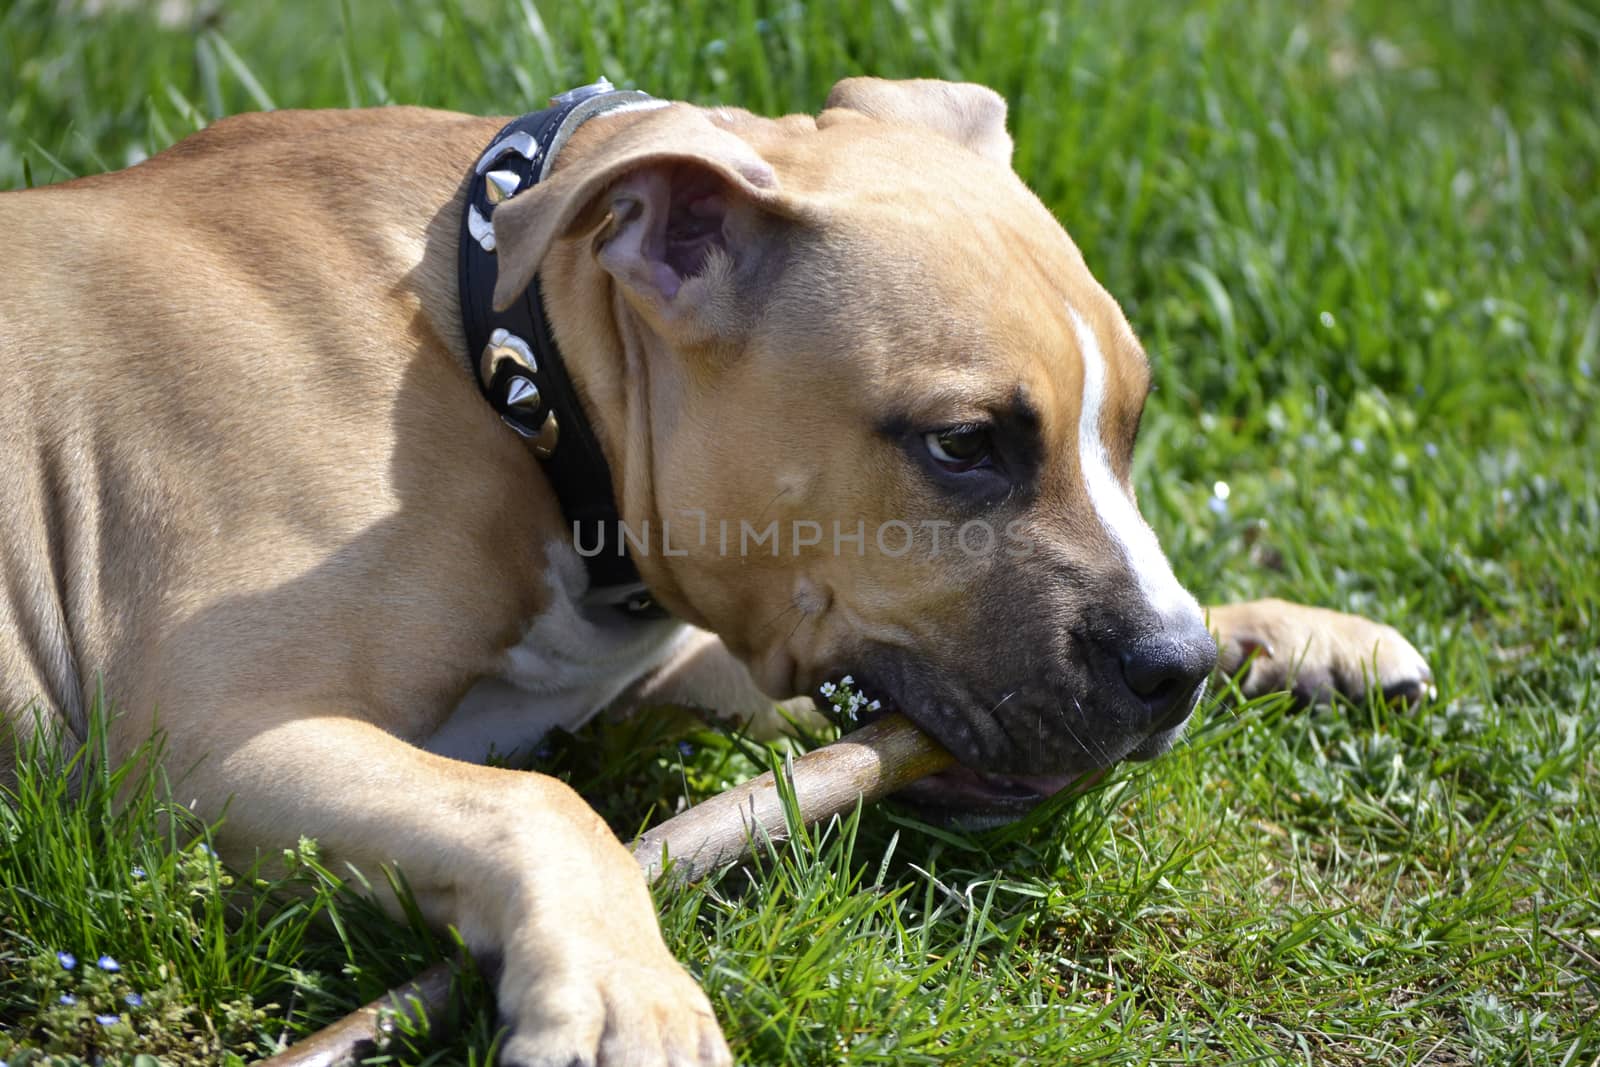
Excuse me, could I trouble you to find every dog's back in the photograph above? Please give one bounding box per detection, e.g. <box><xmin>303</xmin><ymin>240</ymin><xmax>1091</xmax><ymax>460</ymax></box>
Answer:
<box><xmin>0</xmin><ymin>107</ymin><xmax>529</xmax><ymax>772</ymax></box>
<box><xmin>1</xmin><ymin>189</ymin><xmax>102</xmax><ymax>761</ymax></box>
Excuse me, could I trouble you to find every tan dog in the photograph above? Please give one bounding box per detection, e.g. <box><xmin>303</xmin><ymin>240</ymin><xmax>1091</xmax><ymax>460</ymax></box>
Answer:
<box><xmin>0</xmin><ymin>79</ymin><xmax>1431</xmax><ymax>1065</ymax></box>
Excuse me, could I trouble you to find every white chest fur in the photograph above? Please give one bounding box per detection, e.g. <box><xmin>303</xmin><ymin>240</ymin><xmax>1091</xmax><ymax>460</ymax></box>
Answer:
<box><xmin>423</xmin><ymin>542</ymin><xmax>690</xmax><ymax>763</ymax></box>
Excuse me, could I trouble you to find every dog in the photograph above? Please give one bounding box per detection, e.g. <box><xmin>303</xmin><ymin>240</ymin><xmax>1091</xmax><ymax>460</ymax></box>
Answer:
<box><xmin>0</xmin><ymin>78</ymin><xmax>1433</xmax><ymax>1065</ymax></box>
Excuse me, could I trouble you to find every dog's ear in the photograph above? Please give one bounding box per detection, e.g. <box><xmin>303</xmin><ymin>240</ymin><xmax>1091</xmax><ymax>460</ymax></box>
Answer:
<box><xmin>491</xmin><ymin>104</ymin><xmax>795</xmax><ymax>317</ymax></box>
<box><xmin>820</xmin><ymin>78</ymin><xmax>1012</xmax><ymax>167</ymax></box>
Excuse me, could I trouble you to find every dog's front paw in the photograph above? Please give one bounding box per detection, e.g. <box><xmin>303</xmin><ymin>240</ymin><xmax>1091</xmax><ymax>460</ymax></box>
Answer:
<box><xmin>498</xmin><ymin>942</ymin><xmax>731</xmax><ymax>1067</ymax></box>
<box><xmin>1212</xmin><ymin>598</ymin><xmax>1435</xmax><ymax>708</ymax></box>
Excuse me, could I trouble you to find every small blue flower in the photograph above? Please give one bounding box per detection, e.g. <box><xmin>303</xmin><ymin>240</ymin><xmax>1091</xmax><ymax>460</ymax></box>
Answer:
<box><xmin>59</xmin><ymin>993</ymin><xmax>76</xmax><ymax>1006</ymax></box>
<box><xmin>97</xmin><ymin>954</ymin><xmax>121</xmax><ymax>973</ymax></box>
<box><xmin>131</xmin><ymin>865</ymin><xmax>146</xmax><ymax>880</ymax></box>
<box><xmin>125</xmin><ymin>992</ymin><xmax>144</xmax><ymax>1008</ymax></box>
<box><xmin>57</xmin><ymin>951</ymin><xmax>77</xmax><ymax>970</ymax></box>
<box><xmin>96</xmin><ymin>1013</ymin><xmax>121</xmax><ymax>1026</ymax></box>
<box><xmin>1207</xmin><ymin>496</ymin><xmax>1230</xmax><ymax>518</ymax></box>
<box><xmin>677</xmin><ymin>741</ymin><xmax>695</xmax><ymax>757</ymax></box>
<box><xmin>1423</xmin><ymin>442</ymin><xmax>1439</xmax><ymax>459</ymax></box>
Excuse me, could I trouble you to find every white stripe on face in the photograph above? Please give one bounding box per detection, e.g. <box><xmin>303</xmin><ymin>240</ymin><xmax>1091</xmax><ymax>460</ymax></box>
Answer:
<box><xmin>1068</xmin><ymin>305</ymin><xmax>1201</xmax><ymax>623</ymax></box>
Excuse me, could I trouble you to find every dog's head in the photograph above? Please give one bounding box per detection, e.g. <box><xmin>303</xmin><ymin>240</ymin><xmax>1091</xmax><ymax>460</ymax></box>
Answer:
<box><xmin>492</xmin><ymin>78</ymin><xmax>1217</xmax><ymax>820</ymax></box>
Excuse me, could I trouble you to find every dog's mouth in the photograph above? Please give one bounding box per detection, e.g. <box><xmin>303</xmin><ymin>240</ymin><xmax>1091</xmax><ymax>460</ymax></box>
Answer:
<box><xmin>889</xmin><ymin>764</ymin><xmax>1092</xmax><ymax>828</ymax></box>
<box><xmin>816</xmin><ymin>674</ymin><xmax>1095</xmax><ymax>825</ymax></box>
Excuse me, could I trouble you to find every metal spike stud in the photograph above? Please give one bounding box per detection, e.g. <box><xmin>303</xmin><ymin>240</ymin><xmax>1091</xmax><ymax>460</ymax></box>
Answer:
<box><xmin>484</xmin><ymin>170</ymin><xmax>521</xmax><ymax>205</ymax></box>
<box><xmin>467</xmin><ymin>204</ymin><xmax>495</xmax><ymax>252</ymax></box>
<box><xmin>532</xmin><ymin>411</ymin><xmax>560</xmax><ymax>459</ymax></box>
<box><xmin>480</xmin><ymin>330</ymin><xmax>537</xmax><ymax>382</ymax></box>
<box><xmin>550</xmin><ymin>77</ymin><xmax>614</xmax><ymax>106</ymax></box>
<box><xmin>503</xmin><ymin>376</ymin><xmax>541</xmax><ymax>410</ymax></box>
<box><xmin>474</xmin><ymin>131</ymin><xmax>540</xmax><ymax>175</ymax></box>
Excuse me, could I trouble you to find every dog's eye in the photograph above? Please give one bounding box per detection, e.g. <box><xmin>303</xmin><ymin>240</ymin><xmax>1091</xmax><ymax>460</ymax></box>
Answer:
<box><xmin>924</xmin><ymin>426</ymin><xmax>993</xmax><ymax>472</ymax></box>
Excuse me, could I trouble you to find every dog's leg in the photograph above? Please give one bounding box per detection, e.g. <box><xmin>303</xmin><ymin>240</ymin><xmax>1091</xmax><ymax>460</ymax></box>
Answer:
<box><xmin>1206</xmin><ymin>599</ymin><xmax>1434</xmax><ymax>707</ymax></box>
<box><xmin>620</xmin><ymin>627</ymin><xmax>825</xmax><ymax>741</ymax></box>
<box><xmin>184</xmin><ymin>708</ymin><xmax>730</xmax><ymax>1067</ymax></box>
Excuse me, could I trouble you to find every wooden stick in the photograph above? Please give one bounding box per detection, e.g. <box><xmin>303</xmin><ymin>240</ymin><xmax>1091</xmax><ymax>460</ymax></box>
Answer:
<box><xmin>255</xmin><ymin>963</ymin><xmax>456</xmax><ymax>1067</ymax></box>
<box><xmin>633</xmin><ymin>712</ymin><xmax>954</xmax><ymax>882</ymax></box>
<box><xmin>256</xmin><ymin>713</ymin><xmax>951</xmax><ymax>1066</ymax></box>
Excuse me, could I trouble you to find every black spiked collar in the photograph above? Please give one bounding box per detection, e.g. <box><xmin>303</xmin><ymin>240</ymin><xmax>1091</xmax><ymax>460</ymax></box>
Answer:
<box><xmin>458</xmin><ymin>79</ymin><xmax>663</xmax><ymax>617</ymax></box>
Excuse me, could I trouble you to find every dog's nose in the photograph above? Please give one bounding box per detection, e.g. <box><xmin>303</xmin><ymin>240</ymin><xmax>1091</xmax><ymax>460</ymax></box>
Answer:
<box><xmin>1119</xmin><ymin>630</ymin><xmax>1218</xmax><ymax>730</ymax></box>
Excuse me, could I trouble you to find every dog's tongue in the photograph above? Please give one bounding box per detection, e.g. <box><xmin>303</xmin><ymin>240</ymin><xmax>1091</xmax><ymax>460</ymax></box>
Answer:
<box><xmin>1005</xmin><ymin>772</ymin><xmax>1082</xmax><ymax>797</ymax></box>
<box><xmin>895</xmin><ymin>763</ymin><xmax>1083</xmax><ymax>809</ymax></box>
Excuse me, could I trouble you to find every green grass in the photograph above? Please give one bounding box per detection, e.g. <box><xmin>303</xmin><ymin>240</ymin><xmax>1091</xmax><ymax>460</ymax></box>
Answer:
<box><xmin>3</xmin><ymin>0</ymin><xmax>1598</xmax><ymax>1063</ymax></box>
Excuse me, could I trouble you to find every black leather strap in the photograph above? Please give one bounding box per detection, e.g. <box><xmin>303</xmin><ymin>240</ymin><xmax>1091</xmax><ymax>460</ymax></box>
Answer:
<box><xmin>458</xmin><ymin>80</ymin><xmax>664</xmax><ymax>615</ymax></box>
